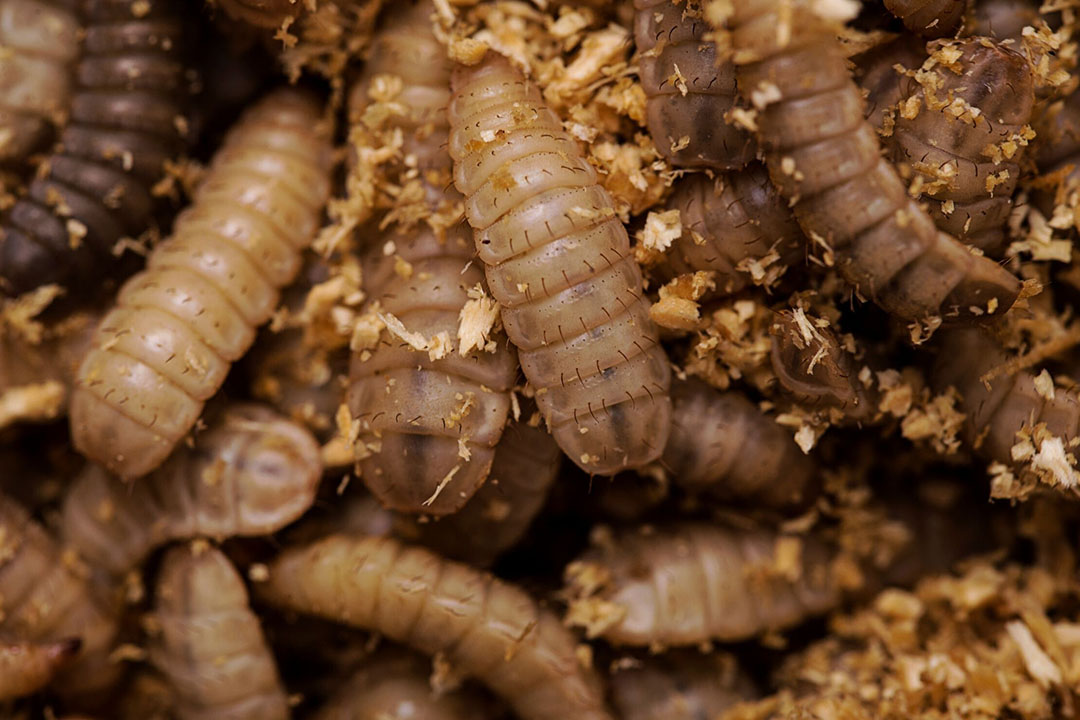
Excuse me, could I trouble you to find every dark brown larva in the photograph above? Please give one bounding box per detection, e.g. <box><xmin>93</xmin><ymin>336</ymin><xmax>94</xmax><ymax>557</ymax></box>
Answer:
<box><xmin>1032</xmin><ymin>88</ymin><xmax>1080</xmax><ymax>217</ymax></box>
<box><xmin>882</xmin><ymin>0</ymin><xmax>966</xmax><ymax>38</ymax></box>
<box><xmin>449</xmin><ymin>53</ymin><xmax>672</xmax><ymax>474</ymax></box>
<box><xmin>634</xmin><ymin>0</ymin><xmax>754</xmax><ymax>169</ymax></box>
<box><xmin>970</xmin><ymin>0</ymin><xmax>1042</xmax><ymax>41</ymax></box>
<box><xmin>853</xmin><ymin>35</ymin><xmax>927</xmax><ymax>132</ymax></box>
<box><xmin>727</xmin><ymin>0</ymin><xmax>1021</xmax><ymax>323</ymax></box>
<box><xmin>0</xmin><ymin>0</ymin><xmax>187</xmax><ymax>298</ymax></box>
<box><xmin>888</xmin><ymin>39</ymin><xmax>1036</xmax><ymax>255</ymax></box>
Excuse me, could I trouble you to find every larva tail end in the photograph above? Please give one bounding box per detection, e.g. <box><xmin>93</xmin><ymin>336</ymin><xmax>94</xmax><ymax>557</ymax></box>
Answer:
<box><xmin>553</xmin><ymin>395</ymin><xmax>672</xmax><ymax>475</ymax></box>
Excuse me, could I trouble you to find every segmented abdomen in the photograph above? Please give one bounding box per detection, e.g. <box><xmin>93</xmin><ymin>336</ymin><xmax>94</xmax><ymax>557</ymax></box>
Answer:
<box><xmin>729</xmin><ymin>0</ymin><xmax>1020</xmax><ymax>323</ymax></box>
<box><xmin>0</xmin><ymin>0</ymin><xmax>79</xmax><ymax>165</ymax></box>
<box><xmin>62</xmin><ymin>403</ymin><xmax>322</xmax><ymax>576</ymax></box>
<box><xmin>69</xmin><ymin>90</ymin><xmax>332</xmax><ymax>479</ymax></box>
<box><xmin>610</xmin><ymin>652</ymin><xmax>757</xmax><ymax>720</ymax></box>
<box><xmin>883</xmin><ymin>0</ymin><xmax>966</xmax><ymax>38</ymax></box>
<box><xmin>889</xmin><ymin>39</ymin><xmax>1035</xmax><ymax>255</ymax></box>
<box><xmin>449</xmin><ymin>53</ymin><xmax>672</xmax><ymax>474</ymax></box>
<box><xmin>259</xmin><ymin>534</ymin><xmax>614</xmax><ymax>720</ymax></box>
<box><xmin>0</xmin><ymin>0</ymin><xmax>187</xmax><ymax>297</ymax></box>
<box><xmin>634</xmin><ymin>0</ymin><xmax>753</xmax><ymax>168</ymax></box>
<box><xmin>150</xmin><ymin>544</ymin><xmax>289</xmax><ymax>720</ymax></box>
<box><xmin>853</xmin><ymin>35</ymin><xmax>926</xmax><ymax>132</ymax></box>
<box><xmin>0</xmin><ymin>637</ymin><xmax>80</xmax><ymax>701</ymax></box>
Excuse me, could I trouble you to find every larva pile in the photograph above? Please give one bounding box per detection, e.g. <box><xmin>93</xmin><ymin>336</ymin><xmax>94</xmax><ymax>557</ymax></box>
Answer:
<box><xmin>6</xmin><ymin>0</ymin><xmax>1080</xmax><ymax>717</ymax></box>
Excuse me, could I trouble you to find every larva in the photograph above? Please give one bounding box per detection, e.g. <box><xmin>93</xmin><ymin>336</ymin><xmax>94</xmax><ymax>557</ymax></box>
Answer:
<box><xmin>0</xmin><ymin>492</ymin><xmax>120</xmax><ymax>698</ymax></box>
<box><xmin>888</xmin><ymin>39</ymin><xmax>1036</xmax><ymax>255</ymax></box>
<box><xmin>664</xmin><ymin>378</ymin><xmax>818</xmax><ymax>509</ymax></box>
<box><xmin>61</xmin><ymin>403</ymin><xmax>322</xmax><ymax>578</ymax></box>
<box><xmin>970</xmin><ymin>0</ymin><xmax>1041</xmax><ymax>41</ymax></box>
<box><xmin>1032</xmin><ymin>89</ymin><xmax>1080</xmax><ymax>217</ymax></box>
<box><xmin>69</xmin><ymin>89</ymin><xmax>333</xmax><ymax>479</ymax></box>
<box><xmin>448</xmin><ymin>53</ymin><xmax>672</xmax><ymax>473</ymax></box>
<box><xmin>398</xmin><ymin>414</ymin><xmax>562</xmax><ymax>567</ymax></box>
<box><xmin>565</xmin><ymin>523</ymin><xmax>840</xmax><ymax>646</ymax></box>
<box><xmin>0</xmin><ymin>637</ymin><xmax>81</xmax><ymax>701</ymax></box>
<box><xmin>726</xmin><ymin>0</ymin><xmax>1021</xmax><ymax>323</ymax></box>
<box><xmin>609</xmin><ymin>651</ymin><xmax>757</xmax><ymax>720</ymax></box>
<box><xmin>0</xmin><ymin>0</ymin><xmax>187</xmax><ymax>298</ymax></box>
<box><xmin>349</xmin><ymin>3</ymin><xmax>517</xmax><ymax>515</ymax></box>
<box><xmin>149</xmin><ymin>543</ymin><xmax>289</xmax><ymax>720</ymax></box>
<box><xmin>0</xmin><ymin>0</ymin><xmax>80</xmax><ymax>165</ymax></box>
<box><xmin>257</xmin><ymin>533</ymin><xmax>614</xmax><ymax>720</ymax></box>
<box><xmin>853</xmin><ymin>35</ymin><xmax>926</xmax><ymax>132</ymax></box>
<box><xmin>654</xmin><ymin>164</ymin><xmax>804</xmax><ymax>295</ymax></box>
<box><xmin>882</xmin><ymin>0</ymin><xmax>966</xmax><ymax>38</ymax></box>
<box><xmin>634</xmin><ymin>0</ymin><xmax>754</xmax><ymax>169</ymax></box>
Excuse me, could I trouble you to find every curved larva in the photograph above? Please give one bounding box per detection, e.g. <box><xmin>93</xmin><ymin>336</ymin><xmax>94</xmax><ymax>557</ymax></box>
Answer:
<box><xmin>933</xmin><ymin>328</ymin><xmax>1080</xmax><ymax>465</ymax></box>
<box><xmin>0</xmin><ymin>0</ymin><xmax>80</xmax><ymax>165</ymax></box>
<box><xmin>609</xmin><ymin>651</ymin><xmax>757</xmax><ymax>720</ymax></box>
<box><xmin>61</xmin><ymin>403</ymin><xmax>322</xmax><ymax>577</ymax></box>
<box><xmin>348</xmin><ymin>4</ymin><xmax>517</xmax><ymax>515</ymax></box>
<box><xmin>69</xmin><ymin>89</ymin><xmax>333</xmax><ymax>480</ymax></box>
<box><xmin>888</xmin><ymin>39</ymin><xmax>1035</xmax><ymax>255</ymax></box>
<box><xmin>634</xmin><ymin>0</ymin><xmax>754</xmax><ymax>169</ymax></box>
<box><xmin>853</xmin><ymin>35</ymin><xmax>926</xmax><ymax>132</ymax></box>
<box><xmin>727</xmin><ymin>0</ymin><xmax>1020</xmax><ymax>323</ymax></box>
<box><xmin>449</xmin><ymin>53</ymin><xmax>672</xmax><ymax>474</ymax></box>
<box><xmin>149</xmin><ymin>544</ymin><xmax>289</xmax><ymax>720</ymax></box>
<box><xmin>0</xmin><ymin>637</ymin><xmax>81</xmax><ymax>701</ymax></box>
<box><xmin>882</xmin><ymin>0</ymin><xmax>966</xmax><ymax>38</ymax></box>
<box><xmin>257</xmin><ymin>534</ymin><xmax>614</xmax><ymax>720</ymax></box>
<box><xmin>655</xmin><ymin>164</ymin><xmax>803</xmax><ymax>294</ymax></box>
<box><xmin>0</xmin><ymin>0</ymin><xmax>187</xmax><ymax>298</ymax></box>
<box><xmin>664</xmin><ymin>378</ymin><xmax>818</xmax><ymax>508</ymax></box>
<box><xmin>399</xmin><ymin>414</ymin><xmax>562</xmax><ymax>567</ymax></box>
<box><xmin>0</xmin><ymin>492</ymin><xmax>120</xmax><ymax>698</ymax></box>
<box><xmin>567</xmin><ymin>523</ymin><xmax>840</xmax><ymax>646</ymax></box>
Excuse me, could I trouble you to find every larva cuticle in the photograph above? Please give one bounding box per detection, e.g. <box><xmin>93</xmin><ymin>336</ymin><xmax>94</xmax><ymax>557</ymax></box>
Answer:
<box><xmin>258</xmin><ymin>533</ymin><xmax>615</xmax><ymax>720</ymax></box>
<box><xmin>970</xmin><ymin>0</ymin><xmax>1042</xmax><ymax>41</ymax></box>
<box><xmin>0</xmin><ymin>0</ymin><xmax>80</xmax><ymax>165</ymax></box>
<box><xmin>70</xmin><ymin>89</ymin><xmax>333</xmax><ymax>480</ymax></box>
<box><xmin>853</xmin><ymin>35</ymin><xmax>926</xmax><ymax>133</ymax></box>
<box><xmin>726</xmin><ymin>0</ymin><xmax>1021</xmax><ymax>323</ymax></box>
<box><xmin>0</xmin><ymin>636</ymin><xmax>81</xmax><ymax>701</ymax></box>
<box><xmin>0</xmin><ymin>0</ymin><xmax>187</xmax><ymax>298</ymax></box>
<box><xmin>882</xmin><ymin>0</ymin><xmax>967</xmax><ymax>39</ymax></box>
<box><xmin>634</xmin><ymin>0</ymin><xmax>754</xmax><ymax>169</ymax></box>
<box><xmin>349</xmin><ymin>3</ymin><xmax>517</xmax><ymax>515</ymax></box>
<box><xmin>449</xmin><ymin>52</ymin><xmax>672</xmax><ymax>474</ymax></box>
<box><xmin>61</xmin><ymin>403</ymin><xmax>322</xmax><ymax>578</ymax></box>
<box><xmin>149</xmin><ymin>543</ymin><xmax>289</xmax><ymax>720</ymax></box>
<box><xmin>609</xmin><ymin>651</ymin><xmax>757</xmax><ymax>720</ymax></box>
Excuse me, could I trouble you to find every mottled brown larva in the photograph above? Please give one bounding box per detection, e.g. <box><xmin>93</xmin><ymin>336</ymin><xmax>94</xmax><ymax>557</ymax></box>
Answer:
<box><xmin>654</xmin><ymin>164</ymin><xmax>803</xmax><ymax>295</ymax></box>
<box><xmin>882</xmin><ymin>0</ymin><xmax>966</xmax><ymax>38</ymax></box>
<box><xmin>0</xmin><ymin>0</ymin><xmax>80</xmax><ymax>165</ymax></box>
<box><xmin>853</xmin><ymin>35</ymin><xmax>926</xmax><ymax>132</ymax></box>
<box><xmin>61</xmin><ymin>403</ymin><xmax>322</xmax><ymax>578</ymax></box>
<box><xmin>0</xmin><ymin>492</ymin><xmax>120</xmax><ymax>698</ymax></box>
<box><xmin>349</xmin><ymin>3</ymin><xmax>517</xmax><ymax>515</ymax></box>
<box><xmin>888</xmin><ymin>38</ymin><xmax>1036</xmax><ymax>255</ymax></box>
<box><xmin>0</xmin><ymin>0</ymin><xmax>187</xmax><ymax>297</ymax></box>
<box><xmin>565</xmin><ymin>523</ymin><xmax>840</xmax><ymax>646</ymax></box>
<box><xmin>634</xmin><ymin>0</ymin><xmax>754</xmax><ymax>169</ymax></box>
<box><xmin>149</xmin><ymin>544</ymin><xmax>289</xmax><ymax>720</ymax></box>
<box><xmin>609</xmin><ymin>651</ymin><xmax>758</xmax><ymax>720</ymax></box>
<box><xmin>258</xmin><ymin>533</ymin><xmax>614</xmax><ymax>720</ymax></box>
<box><xmin>69</xmin><ymin>89</ymin><xmax>333</xmax><ymax>479</ymax></box>
<box><xmin>727</xmin><ymin>0</ymin><xmax>1021</xmax><ymax>323</ymax></box>
<box><xmin>0</xmin><ymin>636</ymin><xmax>81</xmax><ymax>701</ymax></box>
<box><xmin>449</xmin><ymin>53</ymin><xmax>672</xmax><ymax>474</ymax></box>
<box><xmin>664</xmin><ymin>378</ymin><xmax>818</xmax><ymax>509</ymax></box>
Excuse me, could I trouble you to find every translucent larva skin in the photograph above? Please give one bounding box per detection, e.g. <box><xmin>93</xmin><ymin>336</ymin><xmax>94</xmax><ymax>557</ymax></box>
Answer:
<box><xmin>0</xmin><ymin>0</ymin><xmax>187</xmax><ymax>297</ymax></box>
<box><xmin>889</xmin><ymin>39</ymin><xmax>1036</xmax><ymax>255</ymax></box>
<box><xmin>400</xmin><ymin>416</ymin><xmax>562</xmax><ymax>567</ymax></box>
<box><xmin>258</xmin><ymin>534</ymin><xmax>614</xmax><ymax>720</ymax></box>
<box><xmin>664</xmin><ymin>378</ymin><xmax>817</xmax><ymax>509</ymax></box>
<box><xmin>933</xmin><ymin>328</ymin><xmax>1080</xmax><ymax>464</ymax></box>
<box><xmin>0</xmin><ymin>0</ymin><xmax>79</xmax><ymax>165</ymax></box>
<box><xmin>882</xmin><ymin>0</ymin><xmax>966</xmax><ymax>38</ymax></box>
<box><xmin>853</xmin><ymin>35</ymin><xmax>926</xmax><ymax>132</ymax></box>
<box><xmin>571</xmin><ymin>523</ymin><xmax>840</xmax><ymax>646</ymax></box>
<box><xmin>69</xmin><ymin>90</ymin><xmax>333</xmax><ymax>480</ymax></box>
<box><xmin>0</xmin><ymin>637</ymin><xmax>81</xmax><ymax>701</ymax></box>
<box><xmin>655</xmin><ymin>164</ymin><xmax>803</xmax><ymax>294</ymax></box>
<box><xmin>150</xmin><ymin>544</ymin><xmax>289</xmax><ymax>720</ymax></box>
<box><xmin>634</xmin><ymin>0</ymin><xmax>754</xmax><ymax>169</ymax></box>
<box><xmin>61</xmin><ymin>404</ymin><xmax>322</xmax><ymax>577</ymax></box>
<box><xmin>728</xmin><ymin>0</ymin><xmax>1020</xmax><ymax>323</ymax></box>
<box><xmin>609</xmin><ymin>652</ymin><xmax>757</xmax><ymax>720</ymax></box>
<box><xmin>449</xmin><ymin>54</ymin><xmax>672</xmax><ymax>474</ymax></box>
<box><xmin>0</xmin><ymin>493</ymin><xmax>120</xmax><ymax>698</ymax></box>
